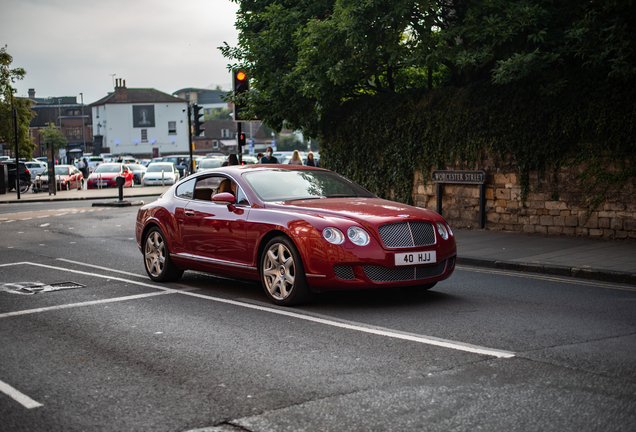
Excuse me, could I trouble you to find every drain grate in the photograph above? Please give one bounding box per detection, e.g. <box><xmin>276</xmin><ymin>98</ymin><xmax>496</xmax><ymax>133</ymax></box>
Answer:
<box><xmin>0</xmin><ymin>281</ymin><xmax>86</xmax><ymax>295</ymax></box>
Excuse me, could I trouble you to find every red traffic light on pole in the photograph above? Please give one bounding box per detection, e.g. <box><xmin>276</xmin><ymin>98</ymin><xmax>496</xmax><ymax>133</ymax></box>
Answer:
<box><xmin>233</xmin><ymin>69</ymin><xmax>250</xmax><ymax>121</ymax></box>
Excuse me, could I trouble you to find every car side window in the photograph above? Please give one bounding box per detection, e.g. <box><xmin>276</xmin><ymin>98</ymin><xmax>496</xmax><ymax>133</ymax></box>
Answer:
<box><xmin>176</xmin><ymin>178</ymin><xmax>195</xmax><ymax>199</ymax></box>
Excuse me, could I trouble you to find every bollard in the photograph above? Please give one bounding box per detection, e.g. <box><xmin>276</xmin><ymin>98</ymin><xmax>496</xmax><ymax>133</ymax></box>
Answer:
<box><xmin>115</xmin><ymin>175</ymin><xmax>125</xmax><ymax>202</ymax></box>
<box><xmin>162</xmin><ymin>170</ymin><xmax>165</xmax><ymax>186</ymax></box>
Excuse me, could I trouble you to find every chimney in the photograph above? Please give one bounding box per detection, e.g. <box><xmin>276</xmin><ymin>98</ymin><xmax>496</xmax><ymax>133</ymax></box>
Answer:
<box><xmin>28</xmin><ymin>88</ymin><xmax>35</xmax><ymax>98</ymax></box>
<box><xmin>115</xmin><ymin>78</ymin><xmax>127</xmax><ymax>102</ymax></box>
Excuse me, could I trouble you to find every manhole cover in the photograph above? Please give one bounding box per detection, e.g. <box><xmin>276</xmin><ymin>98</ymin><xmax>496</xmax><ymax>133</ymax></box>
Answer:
<box><xmin>0</xmin><ymin>281</ymin><xmax>86</xmax><ymax>295</ymax></box>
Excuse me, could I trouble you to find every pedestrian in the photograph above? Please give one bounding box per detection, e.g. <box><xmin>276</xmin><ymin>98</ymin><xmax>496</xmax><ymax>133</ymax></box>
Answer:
<box><xmin>80</xmin><ymin>158</ymin><xmax>89</xmax><ymax>178</ymax></box>
<box><xmin>223</xmin><ymin>154</ymin><xmax>239</xmax><ymax>166</ymax></box>
<box><xmin>305</xmin><ymin>152</ymin><xmax>316</xmax><ymax>166</ymax></box>
<box><xmin>288</xmin><ymin>150</ymin><xmax>303</xmax><ymax>165</ymax></box>
<box><xmin>259</xmin><ymin>147</ymin><xmax>278</xmax><ymax>164</ymax></box>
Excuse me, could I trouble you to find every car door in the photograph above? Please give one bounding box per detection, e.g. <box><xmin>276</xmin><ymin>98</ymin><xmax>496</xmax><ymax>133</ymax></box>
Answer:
<box><xmin>182</xmin><ymin>175</ymin><xmax>251</xmax><ymax>266</ymax></box>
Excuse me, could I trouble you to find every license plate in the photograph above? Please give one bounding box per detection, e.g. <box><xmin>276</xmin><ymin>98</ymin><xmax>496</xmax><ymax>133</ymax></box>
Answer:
<box><xmin>395</xmin><ymin>251</ymin><xmax>436</xmax><ymax>266</ymax></box>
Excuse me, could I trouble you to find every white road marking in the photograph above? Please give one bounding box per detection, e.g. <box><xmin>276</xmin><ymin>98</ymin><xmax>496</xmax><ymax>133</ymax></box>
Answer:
<box><xmin>0</xmin><ymin>379</ymin><xmax>43</xmax><ymax>409</ymax></box>
<box><xmin>0</xmin><ymin>291</ymin><xmax>173</xmax><ymax>319</ymax></box>
<box><xmin>56</xmin><ymin>258</ymin><xmax>147</xmax><ymax>278</ymax></box>
<box><xmin>0</xmin><ymin>262</ymin><xmax>515</xmax><ymax>358</ymax></box>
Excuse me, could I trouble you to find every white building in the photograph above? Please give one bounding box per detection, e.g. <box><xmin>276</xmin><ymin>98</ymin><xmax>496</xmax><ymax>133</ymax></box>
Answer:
<box><xmin>90</xmin><ymin>79</ymin><xmax>189</xmax><ymax>158</ymax></box>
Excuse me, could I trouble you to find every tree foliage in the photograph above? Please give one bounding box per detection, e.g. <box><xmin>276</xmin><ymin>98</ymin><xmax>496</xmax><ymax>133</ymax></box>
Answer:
<box><xmin>0</xmin><ymin>45</ymin><xmax>36</xmax><ymax>159</ymax></box>
<box><xmin>38</xmin><ymin>122</ymin><xmax>68</xmax><ymax>152</ymax></box>
<box><xmin>223</xmin><ymin>1</ymin><xmax>636</xmax><ymax>209</ymax></box>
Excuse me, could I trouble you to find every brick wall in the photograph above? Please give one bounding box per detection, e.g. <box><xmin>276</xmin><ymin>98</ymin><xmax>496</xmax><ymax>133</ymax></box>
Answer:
<box><xmin>413</xmin><ymin>158</ymin><xmax>636</xmax><ymax>240</ymax></box>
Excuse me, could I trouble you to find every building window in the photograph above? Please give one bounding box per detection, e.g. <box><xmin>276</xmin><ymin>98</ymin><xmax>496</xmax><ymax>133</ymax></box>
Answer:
<box><xmin>66</xmin><ymin>109</ymin><xmax>81</xmax><ymax>116</ymax></box>
<box><xmin>66</xmin><ymin>127</ymin><xmax>82</xmax><ymax>139</ymax></box>
<box><xmin>168</xmin><ymin>121</ymin><xmax>176</xmax><ymax>134</ymax></box>
<box><xmin>221</xmin><ymin>129</ymin><xmax>230</xmax><ymax>138</ymax></box>
<box><xmin>141</xmin><ymin>129</ymin><xmax>148</xmax><ymax>142</ymax></box>
<box><xmin>185</xmin><ymin>91</ymin><xmax>190</xmax><ymax>100</ymax></box>
<box><xmin>213</xmin><ymin>140</ymin><xmax>218</xmax><ymax>149</ymax></box>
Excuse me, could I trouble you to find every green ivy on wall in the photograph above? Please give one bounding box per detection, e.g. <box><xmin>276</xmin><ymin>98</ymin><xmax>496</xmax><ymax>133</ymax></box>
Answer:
<box><xmin>319</xmin><ymin>71</ymin><xmax>636</xmax><ymax>211</ymax></box>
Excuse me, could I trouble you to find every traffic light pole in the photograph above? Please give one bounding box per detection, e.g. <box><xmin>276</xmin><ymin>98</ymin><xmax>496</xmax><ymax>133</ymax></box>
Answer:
<box><xmin>236</xmin><ymin>122</ymin><xmax>242</xmax><ymax>164</ymax></box>
<box><xmin>187</xmin><ymin>104</ymin><xmax>194</xmax><ymax>175</ymax></box>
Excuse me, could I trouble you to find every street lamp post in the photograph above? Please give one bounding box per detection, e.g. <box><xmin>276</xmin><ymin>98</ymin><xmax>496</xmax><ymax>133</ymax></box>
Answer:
<box><xmin>80</xmin><ymin>92</ymin><xmax>86</xmax><ymax>153</ymax></box>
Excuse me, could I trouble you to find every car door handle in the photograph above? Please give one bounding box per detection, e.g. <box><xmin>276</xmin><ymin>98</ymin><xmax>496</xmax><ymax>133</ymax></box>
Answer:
<box><xmin>185</xmin><ymin>210</ymin><xmax>195</xmax><ymax>216</ymax></box>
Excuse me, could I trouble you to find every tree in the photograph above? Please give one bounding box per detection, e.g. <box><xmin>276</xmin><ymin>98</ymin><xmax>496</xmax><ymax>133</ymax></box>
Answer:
<box><xmin>205</xmin><ymin>108</ymin><xmax>233</xmax><ymax>120</ymax></box>
<box><xmin>0</xmin><ymin>45</ymin><xmax>36</xmax><ymax>159</ymax></box>
<box><xmin>222</xmin><ymin>1</ymin><xmax>636</xmax><ymax>134</ymax></box>
<box><xmin>38</xmin><ymin>122</ymin><xmax>67</xmax><ymax>154</ymax></box>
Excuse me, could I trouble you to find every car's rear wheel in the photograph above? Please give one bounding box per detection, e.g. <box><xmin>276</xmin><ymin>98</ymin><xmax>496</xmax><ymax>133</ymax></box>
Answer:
<box><xmin>143</xmin><ymin>226</ymin><xmax>183</xmax><ymax>282</ymax></box>
<box><xmin>260</xmin><ymin>236</ymin><xmax>313</xmax><ymax>306</ymax></box>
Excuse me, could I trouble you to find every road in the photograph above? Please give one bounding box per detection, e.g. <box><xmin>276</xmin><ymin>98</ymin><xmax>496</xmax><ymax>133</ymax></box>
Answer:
<box><xmin>1</xmin><ymin>202</ymin><xmax>635</xmax><ymax>431</ymax></box>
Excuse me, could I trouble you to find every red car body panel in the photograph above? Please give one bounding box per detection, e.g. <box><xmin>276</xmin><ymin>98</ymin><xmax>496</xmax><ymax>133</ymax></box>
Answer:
<box><xmin>136</xmin><ymin>165</ymin><xmax>457</xmax><ymax>291</ymax></box>
<box><xmin>87</xmin><ymin>163</ymin><xmax>134</xmax><ymax>189</ymax></box>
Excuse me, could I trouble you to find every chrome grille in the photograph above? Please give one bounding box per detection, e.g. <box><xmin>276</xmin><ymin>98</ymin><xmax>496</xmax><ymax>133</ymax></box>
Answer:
<box><xmin>363</xmin><ymin>259</ymin><xmax>447</xmax><ymax>282</ymax></box>
<box><xmin>378</xmin><ymin>222</ymin><xmax>436</xmax><ymax>248</ymax></box>
<box><xmin>334</xmin><ymin>265</ymin><xmax>355</xmax><ymax>280</ymax></box>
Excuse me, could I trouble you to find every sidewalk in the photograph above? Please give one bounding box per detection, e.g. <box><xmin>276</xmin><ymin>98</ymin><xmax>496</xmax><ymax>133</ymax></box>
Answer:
<box><xmin>1</xmin><ymin>187</ymin><xmax>634</xmax><ymax>285</ymax></box>
<box><xmin>0</xmin><ymin>185</ymin><xmax>170</xmax><ymax>204</ymax></box>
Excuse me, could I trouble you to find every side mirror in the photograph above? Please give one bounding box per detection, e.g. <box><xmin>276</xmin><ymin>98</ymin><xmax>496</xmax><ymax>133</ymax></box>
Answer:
<box><xmin>212</xmin><ymin>192</ymin><xmax>236</xmax><ymax>205</ymax></box>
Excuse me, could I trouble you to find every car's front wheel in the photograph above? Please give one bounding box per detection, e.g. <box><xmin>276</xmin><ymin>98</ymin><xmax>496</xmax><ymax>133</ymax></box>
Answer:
<box><xmin>260</xmin><ymin>236</ymin><xmax>313</xmax><ymax>306</ymax></box>
<box><xmin>143</xmin><ymin>226</ymin><xmax>183</xmax><ymax>282</ymax></box>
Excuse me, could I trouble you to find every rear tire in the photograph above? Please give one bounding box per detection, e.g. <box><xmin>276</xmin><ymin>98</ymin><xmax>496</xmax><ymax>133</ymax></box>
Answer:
<box><xmin>260</xmin><ymin>236</ymin><xmax>313</xmax><ymax>306</ymax></box>
<box><xmin>143</xmin><ymin>226</ymin><xmax>183</xmax><ymax>282</ymax></box>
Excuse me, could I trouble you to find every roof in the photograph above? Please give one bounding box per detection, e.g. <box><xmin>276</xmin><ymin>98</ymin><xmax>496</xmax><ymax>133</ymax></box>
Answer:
<box><xmin>90</xmin><ymin>88</ymin><xmax>187</xmax><ymax>106</ymax></box>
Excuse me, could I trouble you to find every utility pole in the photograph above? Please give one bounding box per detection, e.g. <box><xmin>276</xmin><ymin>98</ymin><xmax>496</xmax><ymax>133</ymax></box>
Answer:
<box><xmin>80</xmin><ymin>93</ymin><xmax>86</xmax><ymax>153</ymax></box>
<box><xmin>11</xmin><ymin>88</ymin><xmax>20</xmax><ymax>199</ymax></box>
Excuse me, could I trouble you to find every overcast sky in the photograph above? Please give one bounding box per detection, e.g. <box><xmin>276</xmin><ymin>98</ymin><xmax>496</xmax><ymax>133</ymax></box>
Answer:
<box><xmin>1</xmin><ymin>0</ymin><xmax>240</xmax><ymax>104</ymax></box>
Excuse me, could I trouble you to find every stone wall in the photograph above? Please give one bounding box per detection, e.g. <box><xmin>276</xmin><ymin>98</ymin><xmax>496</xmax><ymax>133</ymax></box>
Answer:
<box><xmin>413</xmin><ymin>158</ymin><xmax>636</xmax><ymax>240</ymax></box>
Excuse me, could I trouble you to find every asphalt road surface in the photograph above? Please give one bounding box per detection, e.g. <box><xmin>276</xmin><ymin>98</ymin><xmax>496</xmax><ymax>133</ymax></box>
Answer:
<box><xmin>1</xmin><ymin>202</ymin><xmax>635</xmax><ymax>431</ymax></box>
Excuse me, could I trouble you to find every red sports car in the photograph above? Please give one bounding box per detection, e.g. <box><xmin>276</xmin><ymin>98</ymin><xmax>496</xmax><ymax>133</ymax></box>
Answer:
<box><xmin>136</xmin><ymin>165</ymin><xmax>456</xmax><ymax>306</ymax></box>
<box><xmin>87</xmin><ymin>163</ymin><xmax>134</xmax><ymax>189</ymax></box>
<box><xmin>39</xmin><ymin>165</ymin><xmax>84</xmax><ymax>191</ymax></box>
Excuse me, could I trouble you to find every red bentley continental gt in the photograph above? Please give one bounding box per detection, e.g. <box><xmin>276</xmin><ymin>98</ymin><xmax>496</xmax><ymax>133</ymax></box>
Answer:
<box><xmin>136</xmin><ymin>165</ymin><xmax>456</xmax><ymax>306</ymax></box>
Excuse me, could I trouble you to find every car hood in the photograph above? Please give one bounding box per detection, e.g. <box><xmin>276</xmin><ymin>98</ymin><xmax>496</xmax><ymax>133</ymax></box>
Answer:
<box><xmin>266</xmin><ymin>197</ymin><xmax>441</xmax><ymax>225</ymax></box>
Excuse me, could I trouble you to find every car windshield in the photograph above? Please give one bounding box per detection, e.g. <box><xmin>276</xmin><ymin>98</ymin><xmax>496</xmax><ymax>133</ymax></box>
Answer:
<box><xmin>243</xmin><ymin>169</ymin><xmax>375</xmax><ymax>201</ymax></box>
<box><xmin>147</xmin><ymin>163</ymin><xmax>174</xmax><ymax>173</ymax></box>
<box><xmin>94</xmin><ymin>164</ymin><xmax>121</xmax><ymax>173</ymax></box>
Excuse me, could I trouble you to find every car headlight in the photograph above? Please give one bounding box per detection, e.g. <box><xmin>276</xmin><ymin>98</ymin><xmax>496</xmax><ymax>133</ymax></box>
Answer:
<box><xmin>323</xmin><ymin>227</ymin><xmax>345</xmax><ymax>245</ymax></box>
<box><xmin>436</xmin><ymin>222</ymin><xmax>449</xmax><ymax>240</ymax></box>
<box><xmin>347</xmin><ymin>226</ymin><xmax>370</xmax><ymax>246</ymax></box>
<box><xmin>446</xmin><ymin>222</ymin><xmax>454</xmax><ymax>237</ymax></box>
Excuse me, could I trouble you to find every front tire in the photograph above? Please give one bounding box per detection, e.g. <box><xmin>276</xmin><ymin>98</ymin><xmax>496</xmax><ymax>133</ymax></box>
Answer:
<box><xmin>143</xmin><ymin>226</ymin><xmax>183</xmax><ymax>282</ymax></box>
<box><xmin>260</xmin><ymin>236</ymin><xmax>313</xmax><ymax>306</ymax></box>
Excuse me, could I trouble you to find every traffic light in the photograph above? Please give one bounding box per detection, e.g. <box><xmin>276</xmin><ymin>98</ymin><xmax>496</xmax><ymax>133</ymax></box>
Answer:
<box><xmin>238</xmin><ymin>132</ymin><xmax>246</xmax><ymax>147</ymax></box>
<box><xmin>192</xmin><ymin>104</ymin><xmax>204</xmax><ymax>136</ymax></box>
<box><xmin>233</xmin><ymin>69</ymin><xmax>249</xmax><ymax>121</ymax></box>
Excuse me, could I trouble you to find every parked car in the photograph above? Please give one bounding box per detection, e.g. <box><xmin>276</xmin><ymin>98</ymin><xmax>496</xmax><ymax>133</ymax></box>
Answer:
<box><xmin>86</xmin><ymin>163</ymin><xmax>134</xmax><ymax>189</ymax></box>
<box><xmin>38</xmin><ymin>165</ymin><xmax>84</xmax><ymax>191</ymax></box>
<box><xmin>143</xmin><ymin>162</ymin><xmax>180</xmax><ymax>186</ymax></box>
<box><xmin>160</xmin><ymin>155</ymin><xmax>193</xmax><ymax>176</ymax></box>
<box><xmin>25</xmin><ymin>161</ymin><xmax>48</xmax><ymax>179</ymax></box>
<box><xmin>100</xmin><ymin>153</ymin><xmax>116</xmax><ymax>163</ymax></box>
<box><xmin>2</xmin><ymin>161</ymin><xmax>31</xmax><ymax>192</ymax></box>
<box><xmin>195</xmin><ymin>157</ymin><xmax>225</xmax><ymax>172</ymax></box>
<box><xmin>138</xmin><ymin>159</ymin><xmax>151</xmax><ymax>167</ymax></box>
<box><xmin>128</xmin><ymin>163</ymin><xmax>147</xmax><ymax>185</ymax></box>
<box><xmin>135</xmin><ymin>165</ymin><xmax>456</xmax><ymax>306</ymax></box>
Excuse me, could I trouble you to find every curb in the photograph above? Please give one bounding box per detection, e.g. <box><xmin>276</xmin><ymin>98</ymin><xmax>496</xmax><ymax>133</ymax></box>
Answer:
<box><xmin>457</xmin><ymin>257</ymin><xmax>636</xmax><ymax>286</ymax></box>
